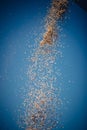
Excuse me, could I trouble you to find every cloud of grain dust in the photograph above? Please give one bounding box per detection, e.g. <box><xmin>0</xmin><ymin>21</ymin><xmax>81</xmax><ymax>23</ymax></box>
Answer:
<box><xmin>40</xmin><ymin>0</ymin><xmax>68</xmax><ymax>46</ymax></box>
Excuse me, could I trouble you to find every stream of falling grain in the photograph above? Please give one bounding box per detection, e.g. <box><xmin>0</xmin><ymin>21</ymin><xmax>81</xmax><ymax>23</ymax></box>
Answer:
<box><xmin>18</xmin><ymin>0</ymin><xmax>68</xmax><ymax>130</ymax></box>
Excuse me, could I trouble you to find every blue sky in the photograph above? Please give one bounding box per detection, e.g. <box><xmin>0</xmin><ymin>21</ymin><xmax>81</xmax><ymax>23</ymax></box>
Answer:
<box><xmin>0</xmin><ymin>0</ymin><xmax>87</xmax><ymax>130</ymax></box>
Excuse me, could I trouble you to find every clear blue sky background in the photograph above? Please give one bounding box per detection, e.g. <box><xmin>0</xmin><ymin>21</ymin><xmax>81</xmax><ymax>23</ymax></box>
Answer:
<box><xmin>0</xmin><ymin>0</ymin><xmax>87</xmax><ymax>130</ymax></box>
